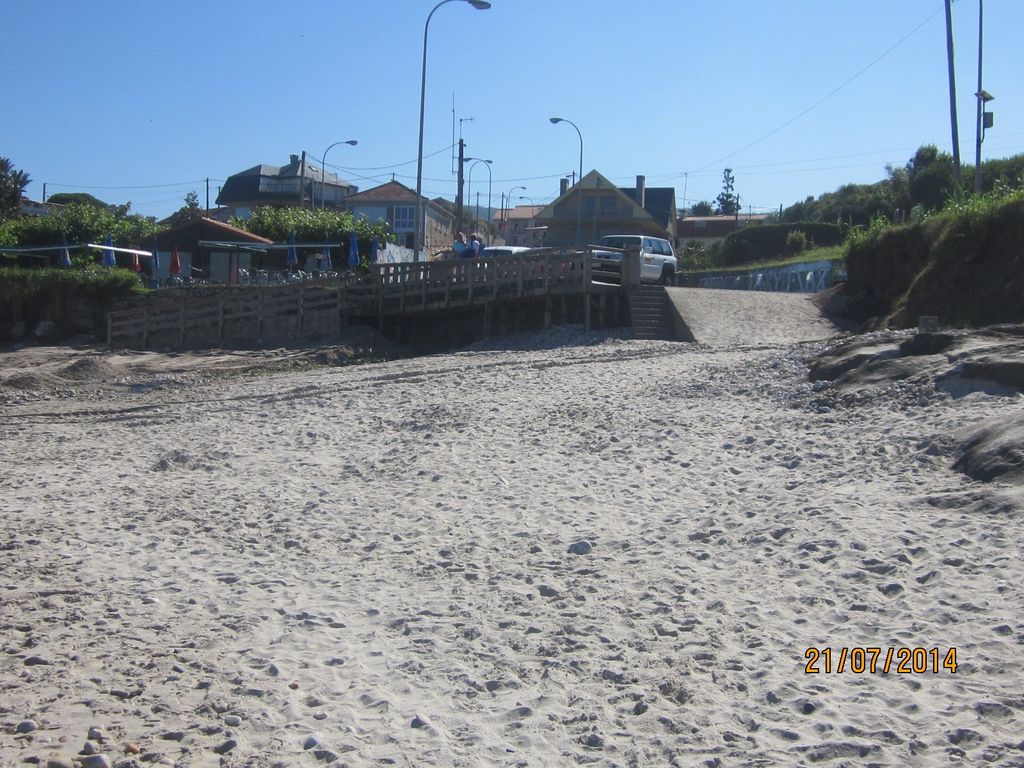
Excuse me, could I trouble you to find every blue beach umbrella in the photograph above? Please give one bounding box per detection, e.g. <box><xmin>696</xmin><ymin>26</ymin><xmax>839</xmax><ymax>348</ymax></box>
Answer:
<box><xmin>151</xmin><ymin>235</ymin><xmax>161</xmax><ymax>278</ymax></box>
<box><xmin>101</xmin><ymin>235</ymin><xmax>116</xmax><ymax>267</ymax></box>
<box><xmin>58</xmin><ymin>234</ymin><xmax>72</xmax><ymax>268</ymax></box>
<box><xmin>371</xmin><ymin>236</ymin><xmax>379</xmax><ymax>263</ymax></box>
<box><xmin>287</xmin><ymin>233</ymin><xmax>298</xmax><ymax>269</ymax></box>
<box><xmin>348</xmin><ymin>232</ymin><xmax>359</xmax><ymax>267</ymax></box>
<box><xmin>321</xmin><ymin>245</ymin><xmax>332</xmax><ymax>272</ymax></box>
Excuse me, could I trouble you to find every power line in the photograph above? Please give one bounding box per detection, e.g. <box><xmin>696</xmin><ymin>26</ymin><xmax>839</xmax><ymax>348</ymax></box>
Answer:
<box><xmin>325</xmin><ymin>144</ymin><xmax>452</xmax><ymax>173</ymax></box>
<box><xmin>45</xmin><ymin>179</ymin><xmax>207</xmax><ymax>191</ymax></box>
<box><xmin>686</xmin><ymin>8</ymin><xmax>943</xmax><ymax>175</ymax></box>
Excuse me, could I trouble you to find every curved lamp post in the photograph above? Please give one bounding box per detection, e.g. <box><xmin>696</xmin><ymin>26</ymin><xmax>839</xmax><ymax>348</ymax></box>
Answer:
<box><xmin>549</xmin><ymin>116</ymin><xmax>584</xmax><ymax>246</ymax></box>
<box><xmin>415</xmin><ymin>0</ymin><xmax>491</xmax><ymax>261</ymax></box>
<box><xmin>505</xmin><ymin>185</ymin><xmax>525</xmax><ymax>224</ymax></box>
<box><xmin>320</xmin><ymin>140</ymin><xmax>358</xmax><ymax>211</ymax></box>
<box><xmin>466</xmin><ymin>158</ymin><xmax>492</xmax><ymax>228</ymax></box>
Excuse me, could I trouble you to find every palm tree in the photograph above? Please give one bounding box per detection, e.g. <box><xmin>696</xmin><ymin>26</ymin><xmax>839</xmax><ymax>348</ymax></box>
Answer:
<box><xmin>0</xmin><ymin>157</ymin><xmax>32</xmax><ymax>220</ymax></box>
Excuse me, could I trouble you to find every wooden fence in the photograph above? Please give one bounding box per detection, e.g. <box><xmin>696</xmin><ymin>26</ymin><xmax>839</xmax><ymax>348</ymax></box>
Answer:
<box><xmin>107</xmin><ymin>251</ymin><xmax>601</xmax><ymax>349</ymax></box>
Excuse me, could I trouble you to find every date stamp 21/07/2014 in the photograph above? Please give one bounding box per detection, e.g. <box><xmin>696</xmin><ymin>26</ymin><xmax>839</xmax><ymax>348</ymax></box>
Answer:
<box><xmin>804</xmin><ymin>647</ymin><xmax>958</xmax><ymax>674</ymax></box>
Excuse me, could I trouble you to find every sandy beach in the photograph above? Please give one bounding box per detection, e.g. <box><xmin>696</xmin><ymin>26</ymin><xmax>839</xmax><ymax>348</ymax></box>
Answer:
<box><xmin>2</xmin><ymin>314</ymin><xmax>1023</xmax><ymax>767</ymax></box>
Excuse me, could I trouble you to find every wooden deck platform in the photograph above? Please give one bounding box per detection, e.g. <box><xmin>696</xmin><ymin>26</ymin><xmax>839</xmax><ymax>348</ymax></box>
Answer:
<box><xmin>107</xmin><ymin>250</ymin><xmax>626</xmax><ymax>350</ymax></box>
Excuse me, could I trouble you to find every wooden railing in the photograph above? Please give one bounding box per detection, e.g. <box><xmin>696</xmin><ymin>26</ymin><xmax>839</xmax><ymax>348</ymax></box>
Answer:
<box><xmin>107</xmin><ymin>251</ymin><xmax>598</xmax><ymax>349</ymax></box>
<box><xmin>371</xmin><ymin>251</ymin><xmax>591</xmax><ymax>314</ymax></box>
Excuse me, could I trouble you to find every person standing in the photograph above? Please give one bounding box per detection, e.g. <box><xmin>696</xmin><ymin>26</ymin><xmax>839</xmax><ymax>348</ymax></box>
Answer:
<box><xmin>468</xmin><ymin>232</ymin><xmax>483</xmax><ymax>258</ymax></box>
<box><xmin>452</xmin><ymin>232</ymin><xmax>467</xmax><ymax>258</ymax></box>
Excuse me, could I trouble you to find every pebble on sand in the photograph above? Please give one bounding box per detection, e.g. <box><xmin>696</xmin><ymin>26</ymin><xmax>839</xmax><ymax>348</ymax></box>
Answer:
<box><xmin>303</xmin><ymin>733</ymin><xmax>323</xmax><ymax>750</ymax></box>
<box><xmin>567</xmin><ymin>540</ymin><xmax>593</xmax><ymax>555</ymax></box>
<box><xmin>16</xmin><ymin>719</ymin><xmax>38</xmax><ymax>734</ymax></box>
<box><xmin>213</xmin><ymin>738</ymin><xmax>238</xmax><ymax>755</ymax></box>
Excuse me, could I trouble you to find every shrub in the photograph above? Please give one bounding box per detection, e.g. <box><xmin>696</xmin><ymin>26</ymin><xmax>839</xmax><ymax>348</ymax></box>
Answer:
<box><xmin>721</xmin><ymin>222</ymin><xmax>843</xmax><ymax>266</ymax></box>
<box><xmin>785</xmin><ymin>230</ymin><xmax>808</xmax><ymax>255</ymax></box>
<box><xmin>0</xmin><ymin>267</ymin><xmax>144</xmax><ymax>341</ymax></box>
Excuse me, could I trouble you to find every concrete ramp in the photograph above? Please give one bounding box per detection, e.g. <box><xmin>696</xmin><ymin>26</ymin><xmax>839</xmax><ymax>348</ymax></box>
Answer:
<box><xmin>666</xmin><ymin>287</ymin><xmax>844</xmax><ymax>347</ymax></box>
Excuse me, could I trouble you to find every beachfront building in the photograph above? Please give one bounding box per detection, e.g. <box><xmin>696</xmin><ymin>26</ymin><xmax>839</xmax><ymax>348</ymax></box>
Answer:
<box><xmin>216</xmin><ymin>153</ymin><xmax>358</xmax><ymax>220</ymax></box>
<box><xmin>500</xmin><ymin>205</ymin><xmax>545</xmax><ymax>248</ymax></box>
<box><xmin>534</xmin><ymin>171</ymin><xmax>676</xmax><ymax>248</ymax></box>
<box><xmin>341</xmin><ymin>180</ymin><xmax>454</xmax><ymax>251</ymax></box>
<box><xmin>149</xmin><ymin>217</ymin><xmax>273</xmax><ymax>284</ymax></box>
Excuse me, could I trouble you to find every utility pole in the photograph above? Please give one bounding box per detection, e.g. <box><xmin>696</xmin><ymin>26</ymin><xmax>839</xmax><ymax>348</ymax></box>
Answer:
<box><xmin>299</xmin><ymin>151</ymin><xmax>307</xmax><ymax>207</ymax></box>
<box><xmin>945</xmin><ymin>0</ymin><xmax>962</xmax><ymax>185</ymax></box>
<box><xmin>455</xmin><ymin>139</ymin><xmax>466</xmax><ymax>234</ymax></box>
<box><xmin>205</xmin><ymin>178</ymin><xmax>210</xmax><ymax>213</ymax></box>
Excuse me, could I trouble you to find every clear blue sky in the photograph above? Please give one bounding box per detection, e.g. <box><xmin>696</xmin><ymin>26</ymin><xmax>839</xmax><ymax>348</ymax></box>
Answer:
<box><xmin>6</xmin><ymin>0</ymin><xmax>1022</xmax><ymax>220</ymax></box>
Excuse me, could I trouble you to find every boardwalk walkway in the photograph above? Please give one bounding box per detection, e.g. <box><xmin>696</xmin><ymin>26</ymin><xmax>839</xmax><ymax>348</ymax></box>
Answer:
<box><xmin>107</xmin><ymin>251</ymin><xmax>622</xmax><ymax>349</ymax></box>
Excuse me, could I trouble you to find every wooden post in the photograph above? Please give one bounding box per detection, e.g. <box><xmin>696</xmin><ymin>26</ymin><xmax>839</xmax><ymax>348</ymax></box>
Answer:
<box><xmin>257</xmin><ymin>288</ymin><xmax>264</xmax><ymax>340</ymax></box>
<box><xmin>339</xmin><ymin>280</ymin><xmax>348</xmax><ymax>333</ymax></box>
<box><xmin>217</xmin><ymin>295</ymin><xmax>224</xmax><ymax>342</ymax></box>
<box><xmin>341</xmin><ymin>280</ymin><xmax>348</xmax><ymax>331</ymax></box>
<box><xmin>517</xmin><ymin>257</ymin><xmax>524</xmax><ymax>297</ymax></box>
<box><xmin>298</xmin><ymin>284</ymin><xmax>305</xmax><ymax>336</ymax></box>
<box><xmin>544</xmin><ymin>295</ymin><xmax>552</xmax><ymax>329</ymax></box>
<box><xmin>584</xmin><ymin>293</ymin><xmax>592</xmax><ymax>331</ymax></box>
<box><xmin>177</xmin><ymin>295</ymin><xmax>185</xmax><ymax>347</ymax></box>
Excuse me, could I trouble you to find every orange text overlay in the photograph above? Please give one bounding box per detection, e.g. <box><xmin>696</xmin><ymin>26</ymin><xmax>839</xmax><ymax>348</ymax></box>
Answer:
<box><xmin>804</xmin><ymin>647</ymin><xmax>958</xmax><ymax>674</ymax></box>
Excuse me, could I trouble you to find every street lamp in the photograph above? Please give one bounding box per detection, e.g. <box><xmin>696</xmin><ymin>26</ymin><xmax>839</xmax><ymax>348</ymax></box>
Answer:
<box><xmin>975</xmin><ymin>89</ymin><xmax>995</xmax><ymax>193</ymax></box>
<box><xmin>974</xmin><ymin>0</ymin><xmax>983</xmax><ymax>192</ymax></box>
<box><xmin>549</xmin><ymin>116</ymin><xmax>584</xmax><ymax>247</ymax></box>
<box><xmin>517</xmin><ymin>195</ymin><xmax>538</xmax><ymax>246</ymax></box>
<box><xmin>415</xmin><ymin>0</ymin><xmax>491</xmax><ymax>261</ymax></box>
<box><xmin>466</xmin><ymin>158</ymin><xmax>492</xmax><ymax>228</ymax></box>
<box><xmin>320</xmin><ymin>140</ymin><xmax>358</xmax><ymax>211</ymax></box>
<box><xmin>505</xmin><ymin>185</ymin><xmax>525</xmax><ymax>223</ymax></box>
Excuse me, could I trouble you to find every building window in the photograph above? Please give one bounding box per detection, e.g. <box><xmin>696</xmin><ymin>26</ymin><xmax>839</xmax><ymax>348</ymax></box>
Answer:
<box><xmin>582</xmin><ymin>196</ymin><xmax>596</xmax><ymax>217</ymax></box>
<box><xmin>393</xmin><ymin>205</ymin><xmax>414</xmax><ymax>230</ymax></box>
<box><xmin>600</xmin><ymin>196</ymin><xmax>617</xmax><ymax>217</ymax></box>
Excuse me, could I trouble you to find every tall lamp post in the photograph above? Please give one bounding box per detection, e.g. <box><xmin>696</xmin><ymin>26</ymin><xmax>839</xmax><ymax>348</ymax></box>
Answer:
<box><xmin>415</xmin><ymin>0</ymin><xmax>491</xmax><ymax>261</ymax></box>
<box><xmin>466</xmin><ymin>158</ymin><xmax>492</xmax><ymax>230</ymax></box>
<box><xmin>320</xmin><ymin>139</ymin><xmax>358</xmax><ymax>211</ymax></box>
<box><xmin>505</xmin><ymin>185</ymin><xmax>525</xmax><ymax>224</ymax></box>
<box><xmin>518</xmin><ymin>195</ymin><xmax>537</xmax><ymax>246</ymax></box>
<box><xmin>974</xmin><ymin>0</ymin><xmax>994</xmax><ymax>194</ymax></box>
<box><xmin>549</xmin><ymin>116</ymin><xmax>584</xmax><ymax>247</ymax></box>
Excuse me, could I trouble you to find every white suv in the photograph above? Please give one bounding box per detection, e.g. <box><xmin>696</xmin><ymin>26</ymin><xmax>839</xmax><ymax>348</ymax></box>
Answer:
<box><xmin>592</xmin><ymin>234</ymin><xmax>677</xmax><ymax>285</ymax></box>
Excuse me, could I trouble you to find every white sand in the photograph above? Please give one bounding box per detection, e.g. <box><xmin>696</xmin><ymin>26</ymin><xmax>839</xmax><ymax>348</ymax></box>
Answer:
<box><xmin>1</xmin><ymin>329</ymin><xmax>1023</xmax><ymax>767</ymax></box>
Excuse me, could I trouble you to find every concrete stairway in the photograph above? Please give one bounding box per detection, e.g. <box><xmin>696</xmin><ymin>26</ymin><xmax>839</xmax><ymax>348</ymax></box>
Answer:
<box><xmin>628</xmin><ymin>285</ymin><xmax>677</xmax><ymax>340</ymax></box>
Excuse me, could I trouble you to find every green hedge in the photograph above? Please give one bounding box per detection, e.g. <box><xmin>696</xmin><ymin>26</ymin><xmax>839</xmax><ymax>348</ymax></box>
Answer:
<box><xmin>721</xmin><ymin>222</ymin><xmax>844</xmax><ymax>266</ymax></box>
<box><xmin>0</xmin><ymin>267</ymin><xmax>144</xmax><ymax>341</ymax></box>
